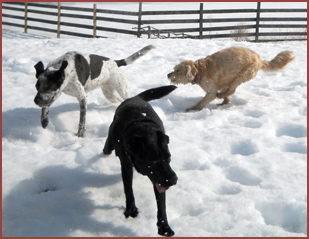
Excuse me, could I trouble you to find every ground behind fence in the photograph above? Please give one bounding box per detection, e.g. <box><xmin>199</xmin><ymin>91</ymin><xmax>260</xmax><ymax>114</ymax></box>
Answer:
<box><xmin>2</xmin><ymin>2</ymin><xmax>307</xmax><ymax>42</ymax></box>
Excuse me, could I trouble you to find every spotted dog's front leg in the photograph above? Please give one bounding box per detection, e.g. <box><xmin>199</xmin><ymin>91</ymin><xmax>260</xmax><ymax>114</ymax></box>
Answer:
<box><xmin>41</xmin><ymin>107</ymin><xmax>49</xmax><ymax>128</ymax></box>
<box><xmin>77</xmin><ymin>98</ymin><xmax>87</xmax><ymax>137</ymax></box>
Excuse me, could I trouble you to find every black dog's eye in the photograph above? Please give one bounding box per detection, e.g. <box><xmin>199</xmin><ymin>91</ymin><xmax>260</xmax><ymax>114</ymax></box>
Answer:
<box><xmin>162</xmin><ymin>157</ymin><xmax>171</xmax><ymax>164</ymax></box>
<box><xmin>153</xmin><ymin>160</ymin><xmax>159</xmax><ymax>165</ymax></box>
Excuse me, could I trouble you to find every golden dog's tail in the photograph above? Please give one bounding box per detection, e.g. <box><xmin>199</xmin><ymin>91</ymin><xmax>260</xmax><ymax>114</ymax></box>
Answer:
<box><xmin>261</xmin><ymin>50</ymin><xmax>294</xmax><ymax>72</ymax></box>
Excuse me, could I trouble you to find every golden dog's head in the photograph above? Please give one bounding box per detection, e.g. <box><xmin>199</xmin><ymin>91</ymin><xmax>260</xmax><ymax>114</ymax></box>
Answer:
<box><xmin>167</xmin><ymin>60</ymin><xmax>198</xmax><ymax>85</ymax></box>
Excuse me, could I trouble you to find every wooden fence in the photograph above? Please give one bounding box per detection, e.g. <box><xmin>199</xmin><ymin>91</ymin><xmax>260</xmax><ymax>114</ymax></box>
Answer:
<box><xmin>2</xmin><ymin>2</ymin><xmax>307</xmax><ymax>42</ymax></box>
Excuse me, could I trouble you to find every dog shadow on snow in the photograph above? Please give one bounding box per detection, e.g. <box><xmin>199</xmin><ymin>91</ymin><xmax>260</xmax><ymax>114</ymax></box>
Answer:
<box><xmin>2</xmin><ymin>164</ymin><xmax>139</xmax><ymax>237</ymax></box>
<box><xmin>3</xmin><ymin>103</ymin><xmax>136</xmax><ymax>236</ymax></box>
<box><xmin>3</xmin><ymin>95</ymin><xmax>247</xmax><ymax>141</ymax></box>
<box><xmin>2</xmin><ymin>102</ymin><xmax>116</xmax><ymax>141</ymax></box>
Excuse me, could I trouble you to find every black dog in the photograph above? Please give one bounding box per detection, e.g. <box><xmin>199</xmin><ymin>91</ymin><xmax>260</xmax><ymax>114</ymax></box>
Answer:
<box><xmin>103</xmin><ymin>85</ymin><xmax>178</xmax><ymax>236</ymax></box>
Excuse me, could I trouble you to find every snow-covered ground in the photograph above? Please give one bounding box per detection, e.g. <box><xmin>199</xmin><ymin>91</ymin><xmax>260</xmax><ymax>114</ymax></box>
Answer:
<box><xmin>2</xmin><ymin>26</ymin><xmax>307</xmax><ymax>237</ymax></box>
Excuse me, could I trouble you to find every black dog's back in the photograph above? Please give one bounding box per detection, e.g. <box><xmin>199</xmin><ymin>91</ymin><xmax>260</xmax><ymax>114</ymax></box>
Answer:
<box><xmin>114</xmin><ymin>85</ymin><xmax>177</xmax><ymax>126</ymax></box>
<box><xmin>104</xmin><ymin>85</ymin><xmax>177</xmax><ymax>155</ymax></box>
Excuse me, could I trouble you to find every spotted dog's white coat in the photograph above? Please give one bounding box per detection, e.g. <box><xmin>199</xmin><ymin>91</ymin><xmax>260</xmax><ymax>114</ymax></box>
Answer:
<box><xmin>49</xmin><ymin>52</ymin><xmax>130</xmax><ymax>103</ymax></box>
<box><xmin>34</xmin><ymin>45</ymin><xmax>154</xmax><ymax>137</ymax></box>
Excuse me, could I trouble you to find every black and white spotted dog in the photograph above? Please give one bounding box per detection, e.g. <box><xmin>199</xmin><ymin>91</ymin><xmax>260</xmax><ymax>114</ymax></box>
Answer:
<box><xmin>34</xmin><ymin>45</ymin><xmax>154</xmax><ymax>137</ymax></box>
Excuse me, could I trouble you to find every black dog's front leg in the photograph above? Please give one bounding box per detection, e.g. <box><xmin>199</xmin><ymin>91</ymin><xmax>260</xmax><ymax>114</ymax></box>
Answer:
<box><xmin>154</xmin><ymin>186</ymin><xmax>174</xmax><ymax>237</ymax></box>
<box><xmin>103</xmin><ymin>136</ymin><xmax>114</xmax><ymax>155</ymax></box>
<box><xmin>77</xmin><ymin>98</ymin><xmax>87</xmax><ymax>137</ymax></box>
<box><xmin>103</xmin><ymin>125</ymin><xmax>115</xmax><ymax>155</ymax></box>
<box><xmin>41</xmin><ymin>107</ymin><xmax>49</xmax><ymax>128</ymax></box>
<box><xmin>119</xmin><ymin>153</ymin><xmax>139</xmax><ymax>218</ymax></box>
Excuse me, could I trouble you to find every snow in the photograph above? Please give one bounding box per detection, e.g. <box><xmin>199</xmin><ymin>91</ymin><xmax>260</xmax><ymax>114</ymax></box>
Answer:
<box><xmin>2</xmin><ymin>19</ymin><xmax>307</xmax><ymax>237</ymax></box>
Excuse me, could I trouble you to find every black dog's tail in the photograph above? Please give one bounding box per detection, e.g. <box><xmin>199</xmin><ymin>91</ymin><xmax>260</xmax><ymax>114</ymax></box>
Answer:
<box><xmin>115</xmin><ymin>45</ymin><xmax>155</xmax><ymax>67</ymax></box>
<box><xmin>136</xmin><ymin>85</ymin><xmax>177</xmax><ymax>102</ymax></box>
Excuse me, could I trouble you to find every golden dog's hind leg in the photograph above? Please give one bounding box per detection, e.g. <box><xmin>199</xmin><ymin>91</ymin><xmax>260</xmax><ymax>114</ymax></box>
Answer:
<box><xmin>217</xmin><ymin>62</ymin><xmax>259</xmax><ymax>101</ymax></box>
<box><xmin>218</xmin><ymin>96</ymin><xmax>230</xmax><ymax>106</ymax></box>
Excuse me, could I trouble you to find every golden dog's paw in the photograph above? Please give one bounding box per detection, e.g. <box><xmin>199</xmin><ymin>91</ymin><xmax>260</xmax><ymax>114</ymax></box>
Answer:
<box><xmin>186</xmin><ymin>106</ymin><xmax>201</xmax><ymax>112</ymax></box>
<box><xmin>216</xmin><ymin>92</ymin><xmax>225</xmax><ymax>99</ymax></box>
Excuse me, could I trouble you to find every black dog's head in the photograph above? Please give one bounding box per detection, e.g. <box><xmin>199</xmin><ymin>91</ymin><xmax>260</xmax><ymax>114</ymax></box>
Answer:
<box><xmin>124</xmin><ymin>127</ymin><xmax>178</xmax><ymax>193</ymax></box>
<box><xmin>34</xmin><ymin>61</ymin><xmax>68</xmax><ymax>107</ymax></box>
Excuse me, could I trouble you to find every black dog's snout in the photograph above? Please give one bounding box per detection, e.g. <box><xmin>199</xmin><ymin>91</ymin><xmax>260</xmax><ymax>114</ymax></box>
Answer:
<box><xmin>169</xmin><ymin>174</ymin><xmax>178</xmax><ymax>186</ymax></box>
<box><xmin>165</xmin><ymin>169</ymin><xmax>178</xmax><ymax>186</ymax></box>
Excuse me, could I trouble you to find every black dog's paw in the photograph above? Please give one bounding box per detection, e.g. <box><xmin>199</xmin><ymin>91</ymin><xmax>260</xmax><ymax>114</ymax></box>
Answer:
<box><xmin>124</xmin><ymin>206</ymin><xmax>139</xmax><ymax>218</ymax></box>
<box><xmin>157</xmin><ymin>222</ymin><xmax>175</xmax><ymax>237</ymax></box>
<box><xmin>41</xmin><ymin>118</ymin><xmax>49</xmax><ymax>129</ymax></box>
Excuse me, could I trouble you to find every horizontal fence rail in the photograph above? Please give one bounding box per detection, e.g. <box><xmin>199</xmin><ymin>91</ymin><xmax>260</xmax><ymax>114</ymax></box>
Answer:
<box><xmin>2</xmin><ymin>2</ymin><xmax>307</xmax><ymax>42</ymax></box>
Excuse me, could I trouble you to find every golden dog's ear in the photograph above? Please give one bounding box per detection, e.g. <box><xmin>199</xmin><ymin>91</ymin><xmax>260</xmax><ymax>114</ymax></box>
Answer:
<box><xmin>186</xmin><ymin>65</ymin><xmax>194</xmax><ymax>81</ymax></box>
<box><xmin>186</xmin><ymin>63</ymin><xmax>197</xmax><ymax>82</ymax></box>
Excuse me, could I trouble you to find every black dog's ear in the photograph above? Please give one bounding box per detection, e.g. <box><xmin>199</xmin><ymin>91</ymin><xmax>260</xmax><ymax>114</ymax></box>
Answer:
<box><xmin>131</xmin><ymin>135</ymin><xmax>145</xmax><ymax>158</ymax></box>
<box><xmin>157</xmin><ymin>131</ymin><xmax>169</xmax><ymax>144</ymax></box>
<box><xmin>157</xmin><ymin>131</ymin><xmax>171</xmax><ymax>158</ymax></box>
<box><xmin>34</xmin><ymin>61</ymin><xmax>44</xmax><ymax>78</ymax></box>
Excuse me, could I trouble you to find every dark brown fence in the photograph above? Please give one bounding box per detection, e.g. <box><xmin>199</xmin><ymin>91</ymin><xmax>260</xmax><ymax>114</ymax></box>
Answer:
<box><xmin>2</xmin><ymin>2</ymin><xmax>307</xmax><ymax>42</ymax></box>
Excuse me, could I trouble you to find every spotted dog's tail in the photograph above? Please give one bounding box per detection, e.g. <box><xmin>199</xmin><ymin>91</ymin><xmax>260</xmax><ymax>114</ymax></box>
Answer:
<box><xmin>136</xmin><ymin>85</ymin><xmax>177</xmax><ymax>102</ymax></box>
<box><xmin>115</xmin><ymin>45</ymin><xmax>155</xmax><ymax>67</ymax></box>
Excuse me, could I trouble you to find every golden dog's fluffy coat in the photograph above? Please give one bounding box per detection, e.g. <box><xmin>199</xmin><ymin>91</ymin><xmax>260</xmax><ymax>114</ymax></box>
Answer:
<box><xmin>167</xmin><ymin>46</ymin><xmax>294</xmax><ymax>111</ymax></box>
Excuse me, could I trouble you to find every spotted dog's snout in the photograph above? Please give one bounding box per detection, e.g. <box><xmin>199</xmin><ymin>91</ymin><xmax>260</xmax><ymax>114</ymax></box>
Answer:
<box><xmin>34</xmin><ymin>94</ymin><xmax>42</xmax><ymax>106</ymax></box>
<box><xmin>34</xmin><ymin>92</ymin><xmax>55</xmax><ymax>107</ymax></box>
<box><xmin>34</xmin><ymin>94</ymin><xmax>41</xmax><ymax>105</ymax></box>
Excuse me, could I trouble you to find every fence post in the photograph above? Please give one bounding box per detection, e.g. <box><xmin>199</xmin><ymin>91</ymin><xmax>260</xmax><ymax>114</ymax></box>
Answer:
<box><xmin>137</xmin><ymin>2</ymin><xmax>142</xmax><ymax>38</ymax></box>
<box><xmin>93</xmin><ymin>4</ymin><xmax>97</xmax><ymax>38</ymax></box>
<box><xmin>57</xmin><ymin>2</ymin><xmax>61</xmax><ymax>38</ymax></box>
<box><xmin>24</xmin><ymin>2</ymin><xmax>28</xmax><ymax>33</ymax></box>
<box><xmin>255</xmin><ymin>2</ymin><xmax>261</xmax><ymax>42</ymax></box>
<box><xmin>147</xmin><ymin>26</ymin><xmax>151</xmax><ymax>38</ymax></box>
<box><xmin>199</xmin><ymin>3</ymin><xmax>203</xmax><ymax>39</ymax></box>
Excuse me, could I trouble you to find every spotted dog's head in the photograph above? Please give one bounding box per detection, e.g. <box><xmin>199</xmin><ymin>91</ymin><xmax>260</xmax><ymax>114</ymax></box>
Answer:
<box><xmin>34</xmin><ymin>61</ymin><xmax>68</xmax><ymax>107</ymax></box>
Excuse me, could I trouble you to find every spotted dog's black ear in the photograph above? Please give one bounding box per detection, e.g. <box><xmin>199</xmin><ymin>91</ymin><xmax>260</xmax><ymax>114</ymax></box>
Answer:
<box><xmin>53</xmin><ymin>61</ymin><xmax>68</xmax><ymax>88</ymax></box>
<box><xmin>34</xmin><ymin>61</ymin><xmax>44</xmax><ymax>78</ymax></box>
<box><xmin>59</xmin><ymin>61</ymin><xmax>68</xmax><ymax>71</ymax></box>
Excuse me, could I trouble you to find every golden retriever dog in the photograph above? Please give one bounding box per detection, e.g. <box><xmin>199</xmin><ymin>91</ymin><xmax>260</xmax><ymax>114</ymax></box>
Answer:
<box><xmin>167</xmin><ymin>47</ymin><xmax>294</xmax><ymax>111</ymax></box>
